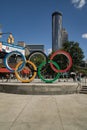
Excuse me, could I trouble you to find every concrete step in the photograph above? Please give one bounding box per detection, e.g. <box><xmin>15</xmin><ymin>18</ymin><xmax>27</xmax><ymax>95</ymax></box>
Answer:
<box><xmin>79</xmin><ymin>91</ymin><xmax>87</xmax><ymax>94</ymax></box>
<box><xmin>80</xmin><ymin>89</ymin><xmax>87</xmax><ymax>91</ymax></box>
<box><xmin>82</xmin><ymin>86</ymin><xmax>87</xmax><ymax>88</ymax></box>
<box><xmin>79</xmin><ymin>86</ymin><xmax>87</xmax><ymax>94</ymax></box>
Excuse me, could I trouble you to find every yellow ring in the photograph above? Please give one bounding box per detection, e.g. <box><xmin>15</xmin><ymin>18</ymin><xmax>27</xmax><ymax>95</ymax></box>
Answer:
<box><xmin>15</xmin><ymin>60</ymin><xmax>37</xmax><ymax>83</ymax></box>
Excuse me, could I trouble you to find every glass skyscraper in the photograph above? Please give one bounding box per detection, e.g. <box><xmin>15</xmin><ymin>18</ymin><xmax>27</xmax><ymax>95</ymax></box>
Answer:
<box><xmin>52</xmin><ymin>11</ymin><xmax>62</xmax><ymax>51</ymax></box>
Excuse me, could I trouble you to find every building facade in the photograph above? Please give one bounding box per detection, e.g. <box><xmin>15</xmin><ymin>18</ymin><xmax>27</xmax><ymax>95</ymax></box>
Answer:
<box><xmin>26</xmin><ymin>44</ymin><xmax>44</xmax><ymax>53</ymax></box>
<box><xmin>62</xmin><ymin>28</ymin><xmax>68</xmax><ymax>45</ymax></box>
<box><xmin>52</xmin><ymin>11</ymin><xmax>62</xmax><ymax>51</ymax></box>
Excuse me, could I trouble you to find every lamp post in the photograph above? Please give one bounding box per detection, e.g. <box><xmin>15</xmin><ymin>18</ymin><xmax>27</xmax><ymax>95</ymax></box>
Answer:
<box><xmin>0</xmin><ymin>32</ymin><xmax>14</xmax><ymax>44</ymax></box>
<box><xmin>85</xmin><ymin>59</ymin><xmax>87</xmax><ymax>85</ymax></box>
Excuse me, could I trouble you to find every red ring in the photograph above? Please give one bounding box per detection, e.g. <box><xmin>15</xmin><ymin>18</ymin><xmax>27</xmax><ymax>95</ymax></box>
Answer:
<box><xmin>50</xmin><ymin>50</ymin><xmax>72</xmax><ymax>73</ymax></box>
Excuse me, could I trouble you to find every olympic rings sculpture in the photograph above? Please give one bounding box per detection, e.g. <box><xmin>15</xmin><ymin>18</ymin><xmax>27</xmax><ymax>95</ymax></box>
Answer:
<box><xmin>4</xmin><ymin>51</ymin><xmax>26</xmax><ymax>72</ymax></box>
<box><xmin>50</xmin><ymin>50</ymin><xmax>72</xmax><ymax>73</ymax></box>
<box><xmin>2</xmin><ymin>50</ymin><xmax>73</xmax><ymax>83</ymax></box>
<box><xmin>38</xmin><ymin>60</ymin><xmax>60</xmax><ymax>83</ymax></box>
<box><xmin>15</xmin><ymin>60</ymin><xmax>37</xmax><ymax>83</ymax></box>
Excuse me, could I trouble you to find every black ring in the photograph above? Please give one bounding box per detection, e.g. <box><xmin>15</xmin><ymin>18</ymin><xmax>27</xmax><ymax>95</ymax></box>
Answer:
<box><xmin>27</xmin><ymin>51</ymin><xmax>48</xmax><ymax>72</ymax></box>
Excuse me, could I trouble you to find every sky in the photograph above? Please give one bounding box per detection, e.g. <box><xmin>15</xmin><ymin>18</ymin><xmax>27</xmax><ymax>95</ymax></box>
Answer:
<box><xmin>0</xmin><ymin>0</ymin><xmax>87</xmax><ymax>59</ymax></box>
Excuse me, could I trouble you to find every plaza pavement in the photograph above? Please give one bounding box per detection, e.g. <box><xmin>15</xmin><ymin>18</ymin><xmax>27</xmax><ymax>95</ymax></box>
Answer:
<box><xmin>0</xmin><ymin>93</ymin><xmax>87</xmax><ymax>130</ymax></box>
<box><xmin>0</xmin><ymin>78</ymin><xmax>87</xmax><ymax>130</ymax></box>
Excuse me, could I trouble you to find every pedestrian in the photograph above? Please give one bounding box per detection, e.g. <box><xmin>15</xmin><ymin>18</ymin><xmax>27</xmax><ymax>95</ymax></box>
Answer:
<box><xmin>6</xmin><ymin>74</ymin><xmax>9</xmax><ymax>82</ymax></box>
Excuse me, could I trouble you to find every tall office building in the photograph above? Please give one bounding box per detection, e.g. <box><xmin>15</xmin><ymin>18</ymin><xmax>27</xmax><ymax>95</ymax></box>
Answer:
<box><xmin>52</xmin><ymin>11</ymin><xmax>62</xmax><ymax>51</ymax></box>
<box><xmin>62</xmin><ymin>28</ymin><xmax>68</xmax><ymax>44</ymax></box>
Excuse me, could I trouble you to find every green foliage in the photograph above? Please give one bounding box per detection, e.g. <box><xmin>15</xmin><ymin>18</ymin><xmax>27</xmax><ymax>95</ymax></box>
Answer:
<box><xmin>47</xmin><ymin>41</ymin><xmax>85</xmax><ymax>74</ymax></box>
<box><xmin>29</xmin><ymin>54</ymin><xmax>46</xmax><ymax>67</ymax></box>
<box><xmin>62</xmin><ymin>41</ymin><xmax>84</xmax><ymax>72</ymax></box>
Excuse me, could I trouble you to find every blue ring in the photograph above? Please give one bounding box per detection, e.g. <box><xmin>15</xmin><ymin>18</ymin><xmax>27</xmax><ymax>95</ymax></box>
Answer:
<box><xmin>4</xmin><ymin>51</ymin><xmax>26</xmax><ymax>72</ymax></box>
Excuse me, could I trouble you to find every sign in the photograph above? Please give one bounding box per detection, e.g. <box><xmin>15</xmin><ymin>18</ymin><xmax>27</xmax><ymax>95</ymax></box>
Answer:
<box><xmin>1</xmin><ymin>42</ymin><xmax>25</xmax><ymax>55</ymax></box>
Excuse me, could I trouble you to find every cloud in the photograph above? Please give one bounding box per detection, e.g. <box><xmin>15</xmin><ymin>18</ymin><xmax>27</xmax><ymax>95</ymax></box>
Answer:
<box><xmin>82</xmin><ymin>33</ymin><xmax>87</xmax><ymax>39</ymax></box>
<box><xmin>47</xmin><ymin>48</ymin><xmax>52</xmax><ymax>55</ymax></box>
<box><xmin>72</xmin><ymin>0</ymin><xmax>86</xmax><ymax>8</ymax></box>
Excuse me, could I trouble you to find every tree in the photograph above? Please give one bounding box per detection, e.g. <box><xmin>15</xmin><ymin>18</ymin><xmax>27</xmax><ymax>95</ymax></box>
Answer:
<box><xmin>62</xmin><ymin>41</ymin><xmax>84</xmax><ymax>72</ymax></box>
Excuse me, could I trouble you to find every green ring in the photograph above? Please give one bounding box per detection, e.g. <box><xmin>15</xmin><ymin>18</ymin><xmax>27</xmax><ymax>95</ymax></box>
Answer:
<box><xmin>38</xmin><ymin>60</ymin><xmax>60</xmax><ymax>83</ymax></box>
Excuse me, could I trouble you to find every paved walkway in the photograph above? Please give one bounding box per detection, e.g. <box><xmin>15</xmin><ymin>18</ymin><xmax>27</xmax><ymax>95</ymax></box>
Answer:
<box><xmin>0</xmin><ymin>93</ymin><xmax>87</xmax><ymax>130</ymax></box>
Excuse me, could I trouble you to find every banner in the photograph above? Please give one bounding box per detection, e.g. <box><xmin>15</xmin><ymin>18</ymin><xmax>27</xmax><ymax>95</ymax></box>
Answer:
<box><xmin>1</xmin><ymin>42</ymin><xmax>25</xmax><ymax>55</ymax></box>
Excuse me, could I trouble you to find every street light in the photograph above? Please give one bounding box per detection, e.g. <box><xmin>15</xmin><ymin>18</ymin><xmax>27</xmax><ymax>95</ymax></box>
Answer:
<box><xmin>0</xmin><ymin>32</ymin><xmax>14</xmax><ymax>44</ymax></box>
<box><xmin>0</xmin><ymin>32</ymin><xmax>12</xmax><ymax>37</ymax></box>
